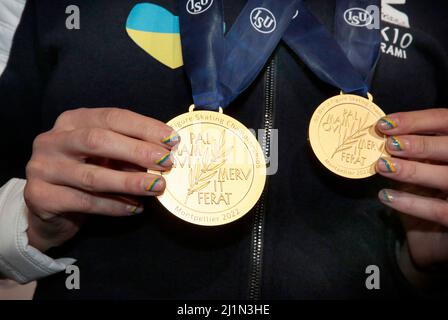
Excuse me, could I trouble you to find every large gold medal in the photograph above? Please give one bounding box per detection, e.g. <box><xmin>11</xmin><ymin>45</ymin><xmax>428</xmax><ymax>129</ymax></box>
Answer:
<box><xmin>308</xmin><ymin>93</ymin><xmax>389</xmax><ymax>179</ymax></box>
<box><xmin>155</xmin><ymin>106</ymin><xmax>266</xmax><ymax>226</ymax></box>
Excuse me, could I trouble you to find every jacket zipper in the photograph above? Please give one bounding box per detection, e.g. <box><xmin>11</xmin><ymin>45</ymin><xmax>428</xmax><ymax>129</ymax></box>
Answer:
<box><xmin>248</xmin><ymin>56</ymin><xmax>276</xmax><ymax>300</ymax></box>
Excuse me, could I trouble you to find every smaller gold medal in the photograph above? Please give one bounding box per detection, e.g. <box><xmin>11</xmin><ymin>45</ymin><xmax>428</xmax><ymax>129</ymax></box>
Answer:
<box><xmin>308</xmin><ymin>93</ymin><xmax>389</xmax><ymax>179</ymax></box>
<box><xmin>154</xmin><ymin>106</ymin><xmax>266</xmax><ymax>226</ymax></box>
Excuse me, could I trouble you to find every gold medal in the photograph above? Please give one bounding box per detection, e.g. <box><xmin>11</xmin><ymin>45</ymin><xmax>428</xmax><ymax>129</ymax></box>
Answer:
<box><xmin>308</xmin><ymin>93</ymin><xmax>389</xmax><ymax>179</ymax></box>
<box><xmin>154</xmin><ymin>105</ymin><xmax>266</xmax><ymax>226</ymax></box>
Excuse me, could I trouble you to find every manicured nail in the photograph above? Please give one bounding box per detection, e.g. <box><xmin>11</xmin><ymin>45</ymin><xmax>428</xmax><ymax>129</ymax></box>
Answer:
<box><xmin>377</xmin><ymin>157</ymin><xmax>397</xmax><ymax>173</ymax></box>
<box><xmin>161</xmin><ymin>132</ymin><xmax>180</xmax><ymax>147</ymax></box>
<box><xmin>127</xmin><ymin>205</ymin><xmax>144</xmax><ymax>215</ymax></box>
<box><xmin>378</xmin><ymin>116</ymin><xmax>398</xmax><ymax>130</ymax></box>
<box><xmin>145</xmin><ymin>177</ymin><xmax>161</xmax><ymax>192</ymax></box>
<box><xmin>388</xmin><ymin>136</ymin><xmax>404</xmax><ymax>151</ymax></box>
<box><xmin>155</xmin><ymin>151</ymin><xmax>172</xmax><ymax>167</ymax></box>
<box><xmin>379</xmin><ymin>189</ymin><xmax>396</xmax><ymax>203</ymax></box>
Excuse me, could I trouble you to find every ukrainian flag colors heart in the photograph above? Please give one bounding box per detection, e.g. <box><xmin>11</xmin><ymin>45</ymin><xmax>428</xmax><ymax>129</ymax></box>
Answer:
<box><xmin>126</xmin><ymin>3</ymin><xmax>183</xmax><ymax>69</ymax></box>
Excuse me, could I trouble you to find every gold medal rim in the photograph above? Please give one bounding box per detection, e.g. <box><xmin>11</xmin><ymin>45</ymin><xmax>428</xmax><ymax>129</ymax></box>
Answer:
<box><xmin>156</xmin><ymin>109</ymin><xmax>267</xmax><ymax>226</ymax></box>
<box><xmin>308</xmin><ymin>93</ymin><xmax>387</xmax><ymax>179</ymax></box>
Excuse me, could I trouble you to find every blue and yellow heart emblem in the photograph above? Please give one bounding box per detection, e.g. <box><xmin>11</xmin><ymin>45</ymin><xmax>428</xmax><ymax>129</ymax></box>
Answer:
<box><xmin>126</xmin><ymin>3</ymin><xmax>183</xmax><ymax>69</ymax></box>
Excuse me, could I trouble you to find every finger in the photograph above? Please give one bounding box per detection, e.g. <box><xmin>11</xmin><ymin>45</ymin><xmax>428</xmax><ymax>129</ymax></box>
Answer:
<box><xmin>376</xmin><ymin>108</ymin><xmax>448</xmax><ymax>135</ymax></box>
<box><xmin>379</xmin><ymin>189</ymin><xmax>448</xmax><ymax>227</ymax></box>
<box><xmin>25</xmin><ymin>180</ymin><xmax>144</xmax><ymax>218</ymax></box>
<box><xmin>55</xmin><ymin>128</ymin><xmax>174</xmax><ymax>170</ymax></box>
<box><xmin>376</xmin><ymin>157</ymin><xmax>448</xmax><ymax>191</ymax></box>
<box><xmin>46</xmin><ymin>162</ymin><xmax>165</xmax><ymax>195</ymax></box>
<box><xmin>385</xmin><ymin>135</ymin><xmax>448</xmax><ymax>162</ymax></box>
<box><xmin>55</xmin><ymin>108</ymin><xmax>180</xmax><ymax>148</ymax></box>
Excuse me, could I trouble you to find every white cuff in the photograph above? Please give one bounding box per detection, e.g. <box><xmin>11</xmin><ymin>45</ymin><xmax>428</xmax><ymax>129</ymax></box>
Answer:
<box><xmin>0</xmin><ymin>0</ymin><xmax>27</xmax><ymax>76</ymax></box>
<box><xmin>0</xmin><ymin>178</ymin><xmax>75</xmax><ymax>284</ymax></box>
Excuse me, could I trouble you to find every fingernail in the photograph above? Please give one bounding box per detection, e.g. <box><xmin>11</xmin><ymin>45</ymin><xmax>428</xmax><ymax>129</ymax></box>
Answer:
<box><xmin>378</xmin><ymin>116</ymin><xmax>398</xmax><ymax>130</ymax></box>
<box><xmin>379</xmin><ymin>189</ymin><xmax>396</xmax><ymax>203</ymax></box>
<box><xmin>388</xmin><ymin>136</ymin><xmax>405</xmax><ymax>151</ymax></box>
<box><xmin>377</xmin><ymin>157</ymin><xmax>398</xmax><ymax>173</ymax></box>
<box><xmin>145</xmin><ymin>177</ymin><xmax>162</xmax><ymax>192</ymax></box>
<box><xmin>155</xmin><ymin>151</ymin><xmax>173</xmax><ymax>167</ymax></box>
<box><xmin>127</xmin><ymin>205</ymin><xmax>144</xmax><ymax>215</ymax></box>
<box><xmin>161</xmin><ymin>132</ymin><xmax>180</xmax><ymax>147</ymax></box>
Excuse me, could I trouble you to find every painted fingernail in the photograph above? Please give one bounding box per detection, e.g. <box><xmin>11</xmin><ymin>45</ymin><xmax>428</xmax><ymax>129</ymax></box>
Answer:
<box><xmin>379</xmin><ymin>189</ymin><xmax>396</xmax><ymax>203</ymax></box>
<box><xmin>127</xmin><ymin>205</ymin><xmax>144</xmax><ymax>215</ymax></box>
<box><xmin>161</xmin><ymin>132</ymin><xmax>180</xmax><ymax>147</ymax></box>
<box><xmin>378</xmin><ymin>116</ymin><xmax>398</xmax><ymax>130</ymax></box>
<box><xmin>155</xmin><ymin>151</ymin><xmax>172</xmax><ymax>167</ymax></box>
<box><xmin>145</xmin><ymin>177</ymin><xmax>162</xmax><ymax>192</ymax></box>
<box><xmin>377</xmin><ymin>157</ymin><xmax>397</xmax><ymax>173</ymax></box>
<box><xmin>388</xmin><ymin>136</ymin><xmax>404</xmax><ymax>151</ymax></box>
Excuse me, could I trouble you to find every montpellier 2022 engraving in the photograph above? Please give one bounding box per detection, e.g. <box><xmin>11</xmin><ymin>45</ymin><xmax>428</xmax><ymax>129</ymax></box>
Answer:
<box><xmin>156</xmin><ymin>109</ymin><xmax>266</xmax><ymax>226</ymax></box>
<box><xmin>309</xmin><ymin>94</ymin><xmax>388</xmax><ymax>179</ymax></box>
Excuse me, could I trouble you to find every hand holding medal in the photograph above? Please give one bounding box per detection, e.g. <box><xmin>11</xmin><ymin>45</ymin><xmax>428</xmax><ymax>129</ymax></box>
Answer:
<box><xmin>284</xmin><ymin>0</ymin><xmax>388</xmax><ymax>179</ymax></box>
<box><xmin>154</xmin><ymin>0</ymin><xmax>298</xmax><ymax>226</ymax></box>
<box><xmin>375</xmin><ymin>109</ymin><xmax>448</xmax><ymax>273</ymax></box>
<box><xmin>282</xmin><ymin>0</ymin><xmax>448</xmax><ymax>274</ymax></box>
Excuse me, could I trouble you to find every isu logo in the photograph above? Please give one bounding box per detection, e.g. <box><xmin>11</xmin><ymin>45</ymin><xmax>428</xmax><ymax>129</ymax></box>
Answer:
<box><xmin>344</xmin><ymin>8</ymin><xmax>374</xmax><ymax>27</ymax></box>
<box><xmin>250</xmin><ymin>8</ymin><xmax>276</xmax><ymax>34</ymax></box>
<box><xmin>186</xmin><ymin>0</ymin><xmax>213</xmax><ymax>15</ymax></box>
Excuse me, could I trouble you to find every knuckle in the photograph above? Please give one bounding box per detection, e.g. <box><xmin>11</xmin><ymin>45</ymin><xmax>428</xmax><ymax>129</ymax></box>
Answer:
<box><xmin>401</xmin><ymin>162</ymin><xmax>418</xmax><ymax>182</ymax></box>
<box><xmin>25</xmin><ymin>160</ymin><xmax>46</xmax><ymax>179</ymax></box>
<box><xmin>23</xmin><ymin>181</ymin><xmax>61</xmax><ymax>219</ymax></box>
<box><xmin>400</xmin><ymin>197</ymin><xmax>414</xmax><ymax>213</ymax></box>
<box><xmin>411</xmin><ymin>136</ymin><xmax>424</xmax><ymax>155</ymax></box>
<box><xmin>79</xmin><ymin>168</ymin><xmax>97</xmax><ymax>191</ymax></box>
<box><xmin>83</xmin><ymin>128</ymin><xmax>108</xmax><ymax>150</ymax></box>
<box><xmin>54</xmin><ymin>110</ymin><xmax>72</xmax><ymax>127</ymax></box>
<box><xmin>132</xmin><ymin>143</ymin><xmax>152</xmax><ymax>163</ymax></box>
<box><xmin>136</xmin><ymin>120</ymin><xmax>160</xmax><ymax>142</ymax></box>
<box><xmin>32</xmin><ymin>132</ymin><xmax>52</xmax><ymax>150</ymax></box>
<box><xmin>137</xmin><ymin>121</ymin><xmax>152</xmax><ymax>140</ymax></box>
<box><xmin>123</xmin><ymin>175</ymin><xmax>140</xmax><ymax>193</ymax></box>
<box><xmin>103</xmin><ymin>108</ymin><xmax>122</xmax><ymax>128</ymax></box>
<box><xmin>23</xmin><ymin>181</ymin><xmax>35</xmax><ymax>203</ymax></box>
<box><xmin>24</xmin><ymin>180</ymin><xmax>44</xmax><ymax>208</ymax></box>
<box><xmin>55</xmin><ymin>109</ymin><xmax>82</xmax><ymax>128</ymax></box>
<box><xmin>412</xmin><ymin>136</ymin><xmax>430</xmax><ymax>158</ymax></box>
<box><xmin>77</xmin><ymin>192</ymin><xmax>94</xmax><ymax>213</ymax></box>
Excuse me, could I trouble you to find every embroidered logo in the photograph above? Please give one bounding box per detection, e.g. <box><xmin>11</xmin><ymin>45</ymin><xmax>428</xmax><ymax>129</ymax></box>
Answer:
<box><xmin>186</xmin><ymin>0</ymin><xmax>213</xmax><ymax>15</ymax></box>
<box><xmin>344</xmin><ymin>8</ymin><xmax>374</xmax><ymax>27</ymax></box>
<box><xmin>250</xmin><ymin>8</ymin><xmax>277</xmax><ymax>34</ymax></box>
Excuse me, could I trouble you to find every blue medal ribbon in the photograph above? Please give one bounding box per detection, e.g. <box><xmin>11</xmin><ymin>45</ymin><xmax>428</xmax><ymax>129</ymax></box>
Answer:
<box><xmin>283</xmin><ymin>0</ymin><xmax>381</xmax><ymax>97</ymax></box>
<box><xmin>179</xmin><ymin>0</ymin><xmax>381</xmax><ymax>109</ymax></box>
<box><xmin>179</xmin><ymin>0</ymin><xmax>299</xmax><ymax>110</ymax></box>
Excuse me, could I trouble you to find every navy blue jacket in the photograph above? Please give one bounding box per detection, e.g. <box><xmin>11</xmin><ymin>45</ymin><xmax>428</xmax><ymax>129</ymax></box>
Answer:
<box><xmin>1</xmin><ymin>0</ymin><xmax>447</xmax><ymax>299</ymax></box>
